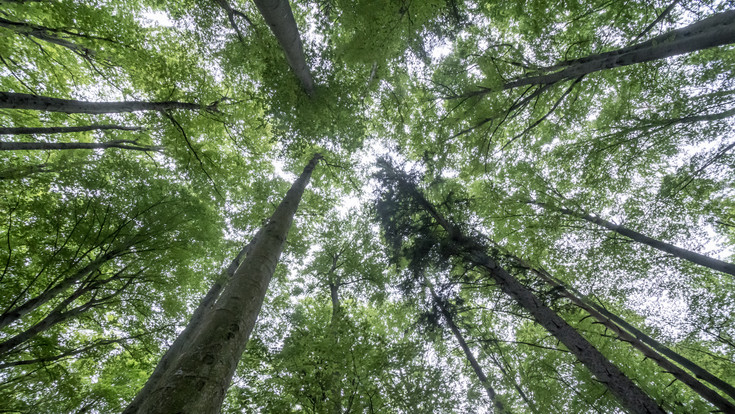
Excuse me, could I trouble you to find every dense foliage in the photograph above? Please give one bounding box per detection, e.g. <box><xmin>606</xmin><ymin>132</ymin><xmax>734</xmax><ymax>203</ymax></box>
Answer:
<box><xmin>1</xmin><ymin>0</ymin><xmax>734</xmax><ymax>412</ymax></box>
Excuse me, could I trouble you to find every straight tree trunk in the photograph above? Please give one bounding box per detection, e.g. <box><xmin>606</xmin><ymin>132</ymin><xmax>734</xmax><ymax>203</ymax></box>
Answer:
<box><xmin>430</xmin><ymin>287</ymin><xmax>506</xmax><ymax>413</ymax></box>
<box><xmin>379</xmin><ymin>165</ymin><xmax>664</xmax><ymax>414</ymax></box>
<box><xmin>531</xmin><ymin>201</ymin><xmax>735</xmax><ymax>277</ymax></box>
<box><xmin>0</xmin><ymin>92</ymin><xmax>206</xmax><ymax>114</ymax></box>
<box><xmin>124</xmin><ymin>154</ymin><xmax>321</xmax><ymax>414</ymax></box>
<box><xmin>0</xmin><ymin>140</ymin><xmax>159</xmax><ymax>152</ymax></box>
<box><xmin>0</xmin><ymin>125</ymin><xmax>143</xmax><ymax>135</ymax></box>
<box><xmin>253</xmin><ymin>0</ymin><xmax>315</xmax><ymax>96</ymax></box>
<box><xmin>123</xmin><ymin>241</ymin><xmax>254</xmax><ymax>413</ymax></box>
<box><xmin>327</xmin><ymin>281</ymin><xmax>344</xmax><ymax>414</ymax></box>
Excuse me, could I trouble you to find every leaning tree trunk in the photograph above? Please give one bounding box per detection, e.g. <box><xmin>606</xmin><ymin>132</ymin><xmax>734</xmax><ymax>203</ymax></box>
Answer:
<box><xmin>512</xmin><ymin>258</ymin><xmax>735</xmax><ymax>412</ymax></box>
<box><xmin>253</xmin><ymin>0</ymin><xmax>315</xmax><ymax>96</ymax></box>
<box><xmin>0</xmin><ymin>140</ymin><xmax>158</xmax><ymax>152</ymax></box>
<box><xmin>124</xmin><ymin>154</ymin><xmax>321</xmax><ymax>414</ymax></box>
<box><xmin>378</xmin><ymin>164</ymin><xmax>665</xmax><ymax>414</ymax></box>
<box><xmin>0</xmin><ymin>124</ymin><xmax>142</xmax><ymax>135</ymax></box>
<box><xmin>430</xmin><ymin>287</ymin><xmax>506</xmax><ymax>413</ymax></box>
<box><xmin>456</xmin><ymin>10</ymin><xmax>735</xmax><ymax>99</ymax></box>
<box><xmin>531</xmin><ymin>201</ymin><xmax>735</xmax><ymax>277</ymax></box>
<box><xmin>507</xmin><ymin>10</ymin><xmax>735</xmax><ymax>89</ymax></box>
<box><xmin>0</xmin><ymin>92</ymin><xmax>206</xmax><ymax>113</ymax></box>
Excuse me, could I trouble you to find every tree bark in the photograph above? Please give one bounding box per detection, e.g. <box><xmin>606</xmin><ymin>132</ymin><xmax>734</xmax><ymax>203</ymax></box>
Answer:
<box><xmin>124</xmin><ymin>154</ymin><xmax>321</xmax><ymax>414</ymax></box>
<box><xmin>531</xmin><ymin>201</ymin><xmax>735</xmax><ymax>277</ymax></box>
<box><xmin>379</xmin><ymin>165</ymin><xmax>665</xmax><ymax>414</ymax></box>
<box><xmin>0</xmin><ymin>249</ymin><xmax>124</xmax><ymax>330</ymax></box>
<box><xmin>0</xmin><ymin>92</ymin><xmax>206</xmax><ymax>114</ymax></box>
<box><xmin>430</xmin><ymin>287</ymin><xmax>506</xmax><ymax>413</ymax></box>
<box><xmin>0</xmin><ymin>124</ymin><xmax>143</xmax><ymax>135</ymax></box>
<box><xmin>253</xmin><ymin>0</ymin><xmax>315</xmax><ymax>96</ymax></box>
<box><xmin>522</xmin><ymin>262</ymin><xmax>735</xmax><ymax>412</ymax></box>
<box><xmin>0</xmin><ymin>17</ymin><xmax>95</xmax><ymax>57</ymax></box>
<box><xmin>508</xmin><ymin>10</ymin><xmax>735</xmax><ymax>89</ymax></box>
<box><xmin>455</xmin><ymin>10</ymin><xmax>735</xmax><ymax>99</ymax></box>
<box><xmin>123</xmin><ymin>239</ymin><xmax>255</xmax><ymax>413</ymax></box>
<box><xmin>0</xmin><ymin>140</ymin><xmax>159</xmax><ymax>152</ymax></box>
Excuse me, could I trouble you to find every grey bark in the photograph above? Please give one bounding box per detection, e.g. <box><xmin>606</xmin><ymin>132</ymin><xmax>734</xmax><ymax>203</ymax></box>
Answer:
<box><xmin>430</xmin><ymin>287</ymin><xmax>506</xmax><ymax>413</ymax></box>
<box><xmin>383</xmin><ymin>167</ymin><xmax>664</xmax><ymax>414</ymax></box>
<box><xmin>0</xmin><ymin>92</ymin><xmax>206</xmax><ymax>114</ymax></box>
<box><xmin>122</xmin><ymin>239</ymin><xmax>254</xmax><ymax>414</ymax></box>
<box><xmin>531</xmin><ymin>201</ymin><xmax>735</xmax><ymax>277</ymax></box>
<box><xmin>0</xmin><ymin>17</ymin><xmax>95</xmax><ymax>57</ymax></box>
<box><xmin>253</xmin><ymin>0</ymin><xmax>315</xmax><ymax>96</ymax></box>
<box><xmin>125</xmin><ymin>154</ymin><xmax>321</xmax><ymax>414</ymax></box>
<box><xmin>0</xmin><ymin>124</ymin><xmax>143</xmax><ymax>135</ymax></box>
<box><xmin>508</xmin><ymin>10</ymin><xmax>735</xmax><ymax>89</ymax></box>
<box><xmin>0</xmin><ymin>249</ymin><xmax>124</xmax><ymax>330</ymax></box>
<box><xmin>456</xmin><ymin>10</ymin><xmax>735</xmax><ymax>98</ymax></box>
<box><xmin>0</xmin><ymin>140</ymin><xmax>159</xmax><ymax>152</ymax></box>
<box><xmin>524</xmin><ymin>262</ymin><xmax>735</xmax><ymax>412</ymax></box>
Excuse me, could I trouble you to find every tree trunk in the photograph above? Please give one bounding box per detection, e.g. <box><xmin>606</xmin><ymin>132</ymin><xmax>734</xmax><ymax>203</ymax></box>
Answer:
<box><xmin>531</xmin><ymin>201</ymin><xmax>735</xmax><ymax>277</ymax></box>
<box><xmin>0</xmin><ymin>17</ymin><xmax>95</xmax><ymax>57</ymax></box>
<box><xmin>379</xmin><ymin>165</ymin><xmax>664</xmax><ymax>414</ymax></box>
<box><xmin>253</xmin><ymin>0</ymin><xmax>315</xmax><ymax>96</ymax></box>
<box><xmin>0</xmin><ymin>140</ymin><xmax>159</xmax><ymax>152</ymax></box>
<box><xmin>327</xmin><ymin>282</ymin><xmax>344</xmax><ymax>414</ymax></box>
<box><xmin>0</xmin><ymin>92</ymin><xmax>206</xmax><ymax>113</ymax></box>
<box><xmin>123</xmin><ymin>239</ymin><xmax>255</xmax><ymax>413</ymax></box>
<box><xmin>507</xmin><ymin>10</ymin><xmax>735</xmax><ymax>89</ymax></box>
<box><xmin>124</xmin><ymin>154</ymin><xmax>321</xmax><ymax>414</ymax></box>
<box><xmin>0</xmin><ymin>249</ymin><xmax>123</xmax><ymax>330</ymax></box>
<box><xmin>0</xmin><ymin>124</ymin><xmax>143</xmax><ymax>135</ymax></box>
<box><xmin>523</xmin><ymin>261</ymin><xmax>735</xmax><ymax>412</ymax></box>
<box><xmin>430</xmin><ymin>287</ymin><xmax>506</xmax><ymax>413</ymax></box>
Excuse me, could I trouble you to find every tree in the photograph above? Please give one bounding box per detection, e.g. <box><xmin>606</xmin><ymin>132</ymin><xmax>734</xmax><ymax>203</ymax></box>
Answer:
<box><xmin>124</xmin><ymin>154</ymin><xmax>321</xmax><ymax>414</ymax></box>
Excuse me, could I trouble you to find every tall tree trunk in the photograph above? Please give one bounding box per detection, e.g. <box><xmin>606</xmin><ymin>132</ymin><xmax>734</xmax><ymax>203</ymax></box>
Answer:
<box><xmin>378</xmin><ymin>164</ymin><xmax>664</xmax><ymax>414</ymax></box>
<box><xmin>327</xmin><ymin>281</ymin><xmax>344</xmax><ymax>414</ymax></box>
<box><xmin>0</xmin><ymin>140</ymin><xmax>159</xmax><ymax>152</ymax></box>
<box><xmin>0</xmin><ymin>92</ymin><xmax>207</xmax><ymax>114</ymax></box>
<box><xmin>253</xmin><ymin>0</ymin><xmax>315</xmax><ymax>96</ymax></box>
<box><xmin>430</xmin><ymin>287</ymin><xmax>506</xmax><ymax>413</ymax></box>
<box><xmin>518</xmin><ymin>259</ymin><xmax>735</xmax><ymax>412</ymax></box>
<box><xmin>510</xmin><ymin>10</ymin><xmax>735</xmax><ymax>89</ymax></box>
<box><xmin>0</xmin><ymin>249</ymin><xmax>124</xmax><ymax>330</ymax></box>
<box><xmin>531</xmin><ymin>201</ymin><xmax>735</xmax><ymax>277</ymax></box>
<box><xmin>456</xmin><ymin>10</ymin><xmax>735</xmax><ymax>98</ymax></box>
<box><xmin>0</xmin><ymin>124</ymin><xmax>142</xmax><ymax>135</ymax></box>
<box><xmin>0</xmin><ymin>17</ymin><xmax>95</xmax><ymax>57</ymax></box>
<box><xmin>124</xmin><ymin>154</ymin><xmax>321</xmax><ymax>414</ymax></box>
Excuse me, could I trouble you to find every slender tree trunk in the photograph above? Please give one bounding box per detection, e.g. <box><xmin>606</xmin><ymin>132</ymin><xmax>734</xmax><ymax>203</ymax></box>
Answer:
<box><xmin>430</xmin><ymin>287</ymin><xmax>506</xmax><ymax>413</ymax></box>
<box><xmin>0</xmin><ymin>92</ymin><xmax>206</xmax><ymax>113</ymax></box>
<box><xmin>253</xmin><ymin>0</ymin><xmax>315</xmax><ymax>96</ymax></box>
<box><xmin>327</xmin><ymin>282</ymin><xmax>344</xmax><ymax>414</ymax></box>
<box><xmin>0</xmin><ymin>140</ymin><xmax>159</xmax><ymax>152</ymax></box>
<box><xmin>123</xmin><ymin>239</ymin><xmax>254</xmax><ymax>414</ymax></box>
<box><xmin>0</xmin><ymin>249</ymin><xmax>123</xmax><ymax>330</ymax></box>
<box><xmin>522</xmin><ymin>262</ymin><xmax>735</xmax><ymax>412</ymax></box>
<box><xmin>0</xmin><ymin>17</ymin><xmax>95</xmax><ymax>57</ymax></box>
<box><xmin>531</xmin><ymin>201</ymin><xmax>735</xmax><ymax>277</ymax></box>
<box><xmin>124</xmin><ymin>154</ymin><xmax>321</xmax><ymax>414</ymax></box>
<box><xmin>0</xmin><ymin>124</ymin><xmax>143</xmax><ymax>135</ymax></box>
<box><xmin>455</xmin><ymin>10</ymin><xmax>735</xmax><ymax>99</ymax></box>
<box><xmin>508</xmin><ymin>10</ymin><xmax>735</xmax><ymax>89</ymax></box>
<box><xmin>379</xmin><ymin>165</ymin><xmax>664</xmax><ymax>414</ymax></box>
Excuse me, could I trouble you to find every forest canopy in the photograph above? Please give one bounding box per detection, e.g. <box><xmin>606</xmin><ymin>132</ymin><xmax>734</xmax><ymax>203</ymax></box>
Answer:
<box><xmin>1</xmin><ymin>0</ymin><xmax>734</xmax><ymax>413</ymax></box>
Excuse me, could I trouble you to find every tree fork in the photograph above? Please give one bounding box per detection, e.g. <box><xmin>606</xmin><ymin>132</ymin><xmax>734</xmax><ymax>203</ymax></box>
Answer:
<box><xmin>124</xmin><ymin>154</ymin><xmax>322</xmax><ymax>414</ymax></box>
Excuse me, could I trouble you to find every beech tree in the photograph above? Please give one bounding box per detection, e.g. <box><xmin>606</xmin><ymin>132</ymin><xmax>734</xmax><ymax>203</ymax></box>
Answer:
<box><xmin>1</xmin><ymin>0</ymin><xmax>734</xmax><ymax>413</ymax></box>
